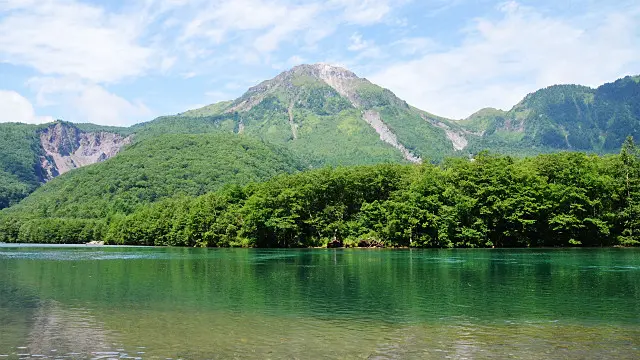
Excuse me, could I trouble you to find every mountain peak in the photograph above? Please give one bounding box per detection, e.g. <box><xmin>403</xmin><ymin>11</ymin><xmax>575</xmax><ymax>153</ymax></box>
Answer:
<box><xmin>289</xmin><ymin>63</ymin><xmax>359</xmax><ymax>79</ymax></box>
<box><xmin>228</xmin><ymin>63</ymin><xmax>369</xmax><ymax>113</ymax></box>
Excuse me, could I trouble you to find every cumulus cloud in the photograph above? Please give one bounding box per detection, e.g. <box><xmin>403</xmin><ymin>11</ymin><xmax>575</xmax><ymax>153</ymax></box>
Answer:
<box><xmin>347</xmin><ymin>33</ymin><xmax>382</xmax><ymax>60</ymax></box>
<box><xmin>0</xmin><ymin>0</ymin><xmax>406</xmax><ymax>126</ymax></box>
<box><xmin>0</xmin><ymin>90</ymin><xmax>54</xmax><ymax>124</ymax></box>
<box><xmin>0</xmin><ymin>0</ymin><xmax>175</xmax><ymax>125</ymax></box>
<box><xmin>0</xmin><ymin>0</ymin><xmax>155</xmax><ymax>83</ymax></box>
<box><xmin>73</xmin><ymin>85</ymin><xmax>152</xmax><ymax>126</ymax></box>
<box><xmin>27</xmin><ymin>77</ymin><xmax>152</xmax><ymax>126</ymax></box>
<box><xmin>177</xmin><ymin>0</ymin><xmax>400</xmax><ymax>57</ymax></box>
<box><xmin>370</xmin><ymin>1</ymin><xmax>640</xmax><ymax>119</ymax></box>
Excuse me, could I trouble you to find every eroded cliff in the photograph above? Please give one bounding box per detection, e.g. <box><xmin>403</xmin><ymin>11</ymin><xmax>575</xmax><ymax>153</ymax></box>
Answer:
<box><xmin>39</xmin><ymin>123</ymin><xmax>132</xmax><ymax>180</ymax></box>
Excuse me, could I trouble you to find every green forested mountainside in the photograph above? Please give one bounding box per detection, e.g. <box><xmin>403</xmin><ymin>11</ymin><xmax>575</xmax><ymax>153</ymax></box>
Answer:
<box><xmin>0</xmin><ymin>171</ymin><xmax>33</xmax><ymax>210</ymax></box>
<box><xmin>135</xmin><ymin>107</ymin><xmax>408</xmax><ymax>166</ymax></box>
<box><xmin>0</xmin><ymin>133</ymin><xmax>304</xmax><ymax>224</ymax></box>
<box><xmin>150</xmin><ymin>69</ymin><xmax>640</xmax><ymax>165</ymax></box>
<box><xmin>0</xmin><ymin>123</ymin><xmax>45</xmax><ymax>209</ymax></box>
<box><xmin>0</xmin><ymin>121</ymin><xmax>131</xmax><ymax>209</ymax></box>
<box><xmin>180</xmin><ymin>101</ymin><xmax>234</xmax><ymax>117</ymax></box>
<box><xmin>72</xmin><ymin>122</ymin><xmax>134</xmax><ymax>137</ymax></box>
<box><xmin>465</xmin><ymin>76</ymin><xmax>640</xmax><ymax>153</ymax></box>
<box><xmin>3</xmin><ymin>138</ymin><xmax>640</xmax><ymax>248</ymax></box>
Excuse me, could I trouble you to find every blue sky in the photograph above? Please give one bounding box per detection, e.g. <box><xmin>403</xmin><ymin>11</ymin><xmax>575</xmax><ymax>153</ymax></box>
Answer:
<box><xmin>0</xmin><ymin>0</ymin><xmax>639</xmax><ymax>126</ymax></box>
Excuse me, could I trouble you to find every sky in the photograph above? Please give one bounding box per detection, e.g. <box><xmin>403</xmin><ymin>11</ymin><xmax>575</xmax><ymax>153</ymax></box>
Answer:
<box><xmin>0</xmin><ymin>0</ymin><xmax>639</xmax><ymax>126</ymax></box>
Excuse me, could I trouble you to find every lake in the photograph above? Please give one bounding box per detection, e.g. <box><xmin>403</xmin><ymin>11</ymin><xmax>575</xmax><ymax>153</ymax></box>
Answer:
<box><xmin>1</xmin><ymin>245</ymin><xmax>639</xmax><ymax>359</ymax></box>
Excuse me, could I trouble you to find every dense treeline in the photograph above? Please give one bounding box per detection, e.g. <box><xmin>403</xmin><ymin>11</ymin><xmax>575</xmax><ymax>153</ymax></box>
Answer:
<box><xmin>2</xmin><ymin>138</ymin><xmax>640</xmax><ymax>248</ymax></box>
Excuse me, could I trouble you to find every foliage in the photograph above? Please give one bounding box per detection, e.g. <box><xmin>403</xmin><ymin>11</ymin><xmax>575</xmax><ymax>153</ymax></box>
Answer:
<box><xmin>0</xmin><ymin>121</ymin><xmax>132</xmax><ymax>209</ymax></box>
<box><xmin>3</xmin><ymin>71</ymin><xmax>640</xmax><ymax>218</ymax></box>
<box><xmin>467</xmin><ymin>76</ymin><xmax>640</xmax><ymax>153</ymax></box>
<box><xmin>4</xmin><ymin>141</ymin><xmax>639</xmax><ymax>248</ymax></box>
<box><xmin>0</xmin><ymin>133</ymin><xmax>305</xmax><ymax>221</ymax></box>
<box><xmin>0</xmin><ymin>123</ymin><xmax>43</xmax><ymax>209</ymax></box>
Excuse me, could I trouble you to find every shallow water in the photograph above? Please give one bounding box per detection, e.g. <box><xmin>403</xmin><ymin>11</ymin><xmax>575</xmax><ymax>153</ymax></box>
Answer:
<box><xmin>1</xmin><ymin>245</ymin><xmax>639</xmax><ymax>359</ymax></box>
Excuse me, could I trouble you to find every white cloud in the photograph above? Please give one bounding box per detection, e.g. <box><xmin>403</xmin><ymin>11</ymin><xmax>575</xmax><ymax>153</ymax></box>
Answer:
<box><xmin>0</xmin><ymin>90</ymin><xmax>53</xmax><ymax>124</ymax></box>
<box><xmin>177</xmin><ymin>0</ymin><xmax>400</xmax><ymax>58</ymax></box>
<box><xmin>73</xmin><ymin>85</ymin><xmax>152</xmax><ymax>126</ymax></box>
<box><xmin>253</xmin><ymin>5</ymin><xmax>321</xmax><ymax>53</ymax></box>
<box><xmin>286</xmin><ymin>55</ymin><xmax>307</xmax><ymax>67</ymax></box>
<box><xmin>27</xmin><ymin>77</ymin><xmax>152</xmax><ymax>126</ymax></box>
<box><xmin>179</xmin><ymin>0</ymin><xmax>324</xmax><ymax>56</ymax></box>
<box><xmin>392</xmin><ymin>37</ymin><xmax>438</xmax><ymax>56</ymax></box>
<box><xmin>0</xmin><ymin>0</ymin><xmax>155</xmax><ymax>83</ymax></box>
<box><xmin>347</xmin><ymin>33</ymin><xmax>382</xmax><ymax>59</ymax></box>
<box><xmin>370</xmin><ymin>1</ymin><xmax>640</xmax><ymax>119</ymax></box>
<box><xmin>0</xmin><ymin>0</ymin><xmax>409</xmax><ymax>125</ymax></box>
<box><xmin>204</xmin><ymin>90</ymin><xmax>234</xmax><ymax>103</ymax></box>
<box><xmin>332</xmin><ymin>0</ymin><xmax>393</xmax><ymax>25</ymax></box>
<box><xmin>348</xmin><ymin>34</ymin><xmax>369</xmax><ymax>51</ymax></box>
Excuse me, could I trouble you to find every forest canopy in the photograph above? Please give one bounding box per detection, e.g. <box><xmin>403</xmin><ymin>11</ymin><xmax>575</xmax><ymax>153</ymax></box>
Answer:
<box><xmin>2</xmin><ymin>137</ymin><xmax>640</xmax><ymax>248</ymax></box>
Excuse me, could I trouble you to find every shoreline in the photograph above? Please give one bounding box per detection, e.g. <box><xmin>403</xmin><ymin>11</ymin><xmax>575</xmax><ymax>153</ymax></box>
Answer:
<box><xmin>1</xmin><ymin>242</ymin><xmax>637</xmax><ymax>250</ymax></box>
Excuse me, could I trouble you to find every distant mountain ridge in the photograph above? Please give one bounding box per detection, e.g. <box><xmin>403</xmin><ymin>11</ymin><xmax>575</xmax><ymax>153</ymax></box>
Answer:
<box><xmin>462</xmin><ymin>75</ymin><xmax>640</xmax><ymax>153</ymax></box>
<box><xmin>1</xmin><ymin>64</ymin><xmax>640</xmax><ymax>210</ymax></box>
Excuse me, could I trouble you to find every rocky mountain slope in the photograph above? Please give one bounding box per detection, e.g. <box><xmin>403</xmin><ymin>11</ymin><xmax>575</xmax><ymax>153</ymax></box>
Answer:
<box><xmin>1</xmin><ymin>133</ymin><xmax>304</xmax><ymax>220</ymax></box>
<box><xmin>0</xmin><ymin>121</ymin><xmax>131</xmax><ymax>209</ymax></box>
<box><xmin>39</xmin><ymin>122</ymin><xmax>132</xmax><ymax>179</ymax></box>
<box><xmin>158</xmin><ymin>64</ymin><xmax>461</xmax><ymax>165</ymax></box>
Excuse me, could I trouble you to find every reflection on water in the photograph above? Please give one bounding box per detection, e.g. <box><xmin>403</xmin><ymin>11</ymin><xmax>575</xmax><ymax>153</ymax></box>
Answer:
<box><xmin>0</xmin><ymin>246</ymin><xmax>639</xmax><ymax>359</ymax></box>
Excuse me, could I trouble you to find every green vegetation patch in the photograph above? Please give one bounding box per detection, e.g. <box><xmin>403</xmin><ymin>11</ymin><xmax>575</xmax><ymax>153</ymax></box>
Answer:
<box><xmin>4</xmin><ymin>138</ymin><xmax>640</xmax><ymax>248</ymax></box>
<box><xmin>0</xmin><ymin>133</ymin><xmax>305</xmax><ymax>222</ymax></box>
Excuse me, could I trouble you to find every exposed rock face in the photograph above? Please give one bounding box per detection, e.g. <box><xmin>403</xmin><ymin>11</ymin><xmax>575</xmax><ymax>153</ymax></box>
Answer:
<box><xmin>312</xmin><ymin>63</ymin><xmax>363</xmax><ymax>107</ymax></box>
<box><xmin>287</xmin><ymin>101</ymin><xmax>298</xmax><ymax>140</ymax></box>
<box><xmin>363</xmin><ymin>110</ymin><xmax>422</xmax><ymax>163</ymax></box>
<box><xmin>39</xmin><ymin>123</ymin><xmax>131</xmax><ymax>181</ymax></box>
<box><xmin>421</xmin><ymin>115</ymin><xmax>474</xmax><ymax>151</ymax></box>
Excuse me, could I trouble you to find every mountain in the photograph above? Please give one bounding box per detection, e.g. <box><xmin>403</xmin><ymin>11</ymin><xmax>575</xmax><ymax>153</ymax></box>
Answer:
<box><xmin>2</xmin><ymin>64</ymin><xmax>640</xmax><ymax>213</ymax></box>
<box><xmin>461</xmin><ymin>75</ymin><xmax>640</xmax><ymax>153</ymax></box>
<box><xmin>153</xmin><ymin>65</ymin><xmax>640</xmax><ymax>164</ymax></box>
<box><xmin>0</xmin><ymin>133</ymin><xmax>304</xmax><ymax>222</ymax></box>
<box><xmin>138</xmin><ymin>64</ymin><xmax>460</xmax><ymax>165</ymax></box>
<box><xmin>0</xmin><ymin>121</ymin><xmax>132</xmax><ymax>209</ymax></box>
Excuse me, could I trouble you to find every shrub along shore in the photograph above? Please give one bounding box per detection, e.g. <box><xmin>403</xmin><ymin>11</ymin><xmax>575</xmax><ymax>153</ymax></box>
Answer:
<box><xmin>2</xmin><ymin>138</ymin><xmax>640</xmax><ymax>248</ymax></box>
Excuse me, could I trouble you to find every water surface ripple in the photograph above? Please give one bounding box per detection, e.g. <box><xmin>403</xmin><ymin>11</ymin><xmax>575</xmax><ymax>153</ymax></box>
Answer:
<box><xmin>1</xmin><ymin>246</ymin><xmax>639</xmax><ymax>359</ymax></box>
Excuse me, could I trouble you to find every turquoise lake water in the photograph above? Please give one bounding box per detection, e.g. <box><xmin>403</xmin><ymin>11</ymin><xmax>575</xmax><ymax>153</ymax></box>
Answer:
<box><xmin>1</xmin><ymin>245</ymin><xmax>639</xmax><ymax>359</ymax></box>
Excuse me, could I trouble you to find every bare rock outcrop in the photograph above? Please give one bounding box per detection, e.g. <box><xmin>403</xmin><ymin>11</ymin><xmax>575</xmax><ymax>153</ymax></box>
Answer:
<box><xmin>39</xmin><ymin>123</ymin><xmax>132</xmax><ymax>181</ymax></box>
<box><xmin>421</xmin><ymin>115</ymin><xmax>472</xmax><ymax>151</ymax></box>
<box><xmin>363</xmin><ymin>110</ymin><xmax>422</xmax><ymax>164</ymax></box>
